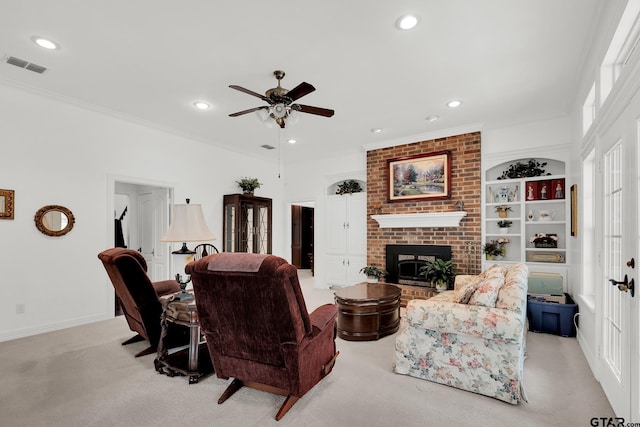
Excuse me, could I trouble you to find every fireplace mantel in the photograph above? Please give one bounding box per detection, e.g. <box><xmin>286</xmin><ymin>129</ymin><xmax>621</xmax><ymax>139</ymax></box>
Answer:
<box><xmin>371</xmin><ymin>211</ymin><xmax>467</xmax><ymax>228</ymax></box>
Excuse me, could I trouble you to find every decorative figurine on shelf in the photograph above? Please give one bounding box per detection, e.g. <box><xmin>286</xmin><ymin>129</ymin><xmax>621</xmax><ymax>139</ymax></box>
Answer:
<box><xmin>555</xmin><ymin>183</ymin><xmax>563</xmax><ymax>199</ymax></box>
<box><xmin>527</xmin><ymin>184</ymin><xmax>535</xmax><ymax>200</ymax></box>
<box><xmin>540</xmin><ymin>184</ymin><xmax>547</xmax><ymax>200</ymax></box>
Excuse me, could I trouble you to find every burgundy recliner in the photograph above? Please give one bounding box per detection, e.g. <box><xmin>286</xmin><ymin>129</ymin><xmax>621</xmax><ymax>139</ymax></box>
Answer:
<box><xmin>98</xmin><ymin>248</ymin><xmax>181</xmax><ymax>357</ymax></box>
<box><xmin>187</xmin><ymin>253</ymin><xmax>338</xmax><ymax>421</ymax></box>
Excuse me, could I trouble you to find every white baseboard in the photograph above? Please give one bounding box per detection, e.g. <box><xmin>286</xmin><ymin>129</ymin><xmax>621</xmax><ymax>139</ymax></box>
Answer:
<box><xmin>0</xmin><ymin>313</ymin><xmax>111</xmax><ymax>343</ymax></box>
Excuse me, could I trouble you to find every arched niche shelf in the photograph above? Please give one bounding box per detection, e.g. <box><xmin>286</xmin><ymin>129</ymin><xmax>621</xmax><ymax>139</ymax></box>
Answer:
<box><xmin>486</xmin><ymin>158</ymin><xmax>565</xmax><ymax>181</ymax></box>
<box><xmin>327</xmin><ymin>179</ymin><xmax>366</xmax><ymax>196</ymax></box>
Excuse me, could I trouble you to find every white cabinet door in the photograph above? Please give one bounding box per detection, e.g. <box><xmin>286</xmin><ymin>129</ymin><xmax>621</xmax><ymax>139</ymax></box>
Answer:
<box><xmin>346</xmin><ymin>254</ymin><xmax>367</xmax><ymax>284</ymax></box>
<box><xmin>326</xmin><ymin>255</ymin><xmax>347</xmax><ymax>287</ymax></box>
<box><xmin>345</xmin><ymin>193</ymin><xmax>367</xmax><ymax>256</ymax></box>
<box><xmin>326</xmin><ymin>196</ymin><xmax>347</xmax><ymax>254</ymax></box>
<box><xmin>326</xmin><ymin>254</ymin><xmax>366</xmax><ymax>288</ymax></box>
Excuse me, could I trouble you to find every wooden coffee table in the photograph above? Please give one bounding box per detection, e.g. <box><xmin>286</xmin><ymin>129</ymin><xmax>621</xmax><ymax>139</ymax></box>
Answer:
<box><xmin>334</xmin><ymin>283</ymin><xmax>401</xmax><ymax>341</ymax></box>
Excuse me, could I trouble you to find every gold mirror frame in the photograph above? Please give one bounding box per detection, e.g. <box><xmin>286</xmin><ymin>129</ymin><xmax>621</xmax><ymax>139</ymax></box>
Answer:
<box><xmin>0</xmin><ymin>189</ymin><xmax>14</xmax><ymax>220</ymax></box>
<box><xmin>34</xmin><ymin>205</ymin><xmax>75</xmax><ymax>237</ymax></box>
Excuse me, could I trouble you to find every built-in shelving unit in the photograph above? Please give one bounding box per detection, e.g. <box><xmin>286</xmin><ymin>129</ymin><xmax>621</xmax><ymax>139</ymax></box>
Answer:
<box><xmin>483</xmin><ymin>158</ymin><xmax>569</xmax><ymax>271</ymax></box>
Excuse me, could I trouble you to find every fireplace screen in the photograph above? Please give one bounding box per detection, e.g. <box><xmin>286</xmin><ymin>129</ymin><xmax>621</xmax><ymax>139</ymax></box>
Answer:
<box><xmin>386</xmin><ymin>245</ymin><xmax>452</xmax><ymax>287</ymax></box>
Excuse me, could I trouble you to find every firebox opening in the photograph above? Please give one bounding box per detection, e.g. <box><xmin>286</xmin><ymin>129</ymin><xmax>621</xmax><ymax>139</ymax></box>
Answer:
<box><xmin>386</xmin><ymin>244</ymin><xmax>452</xmax><ymax>287</ymax></box>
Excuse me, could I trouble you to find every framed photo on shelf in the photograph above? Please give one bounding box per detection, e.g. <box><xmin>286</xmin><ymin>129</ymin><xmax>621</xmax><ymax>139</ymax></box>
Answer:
<box><xmin>387</xmin><ymin>151</ymin><xmax>451</xmax><ymax>202</ymax></box>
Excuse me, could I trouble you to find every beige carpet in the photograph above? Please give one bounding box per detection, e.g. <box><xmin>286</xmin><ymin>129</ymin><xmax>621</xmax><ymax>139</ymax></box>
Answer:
<box><xmin>0</xmin><ymin>270</ymin><xmax>613</xmax><ymax>427</ymax></box>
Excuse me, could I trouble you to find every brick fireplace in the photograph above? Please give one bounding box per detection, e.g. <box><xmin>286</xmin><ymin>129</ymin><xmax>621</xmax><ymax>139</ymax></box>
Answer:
<box><xmin>366</xmin><ymin>132</ymin><xmax>482</xmax><ymax>306</ymax></box>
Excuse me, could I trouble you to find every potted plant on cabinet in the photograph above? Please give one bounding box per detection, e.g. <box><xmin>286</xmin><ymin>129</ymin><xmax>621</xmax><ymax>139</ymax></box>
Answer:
<box><xmin>359</xmin><ymin>264</ymin><xmax>387</xmax><ymax>283</ymax></box>
<box><xmin>236</xmin><ymin>177</ymin><xmax>261</xmax><ymax>195</ymax></box>
<box><xmin>419</xmin><ymin>258</ymin><xmax>454</xmax><ymax>292</ymax></box>
<box><xmin>497</xmin><ymin>220</ymin><xmax>512</xmax><ymax>234</ymax></box>
<box><xmin>495</xmin><ymin>205</ymin><xmax>512</xmax><ymax>218</ymax></box>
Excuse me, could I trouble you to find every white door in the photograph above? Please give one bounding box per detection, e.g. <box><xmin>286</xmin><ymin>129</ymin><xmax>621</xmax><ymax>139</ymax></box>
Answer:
<box><xmin>137</xmin><ymin>188</ymin><xmax>169</xmax><ymax>281</ymax></box>
<box><xmin>598</xmin><ymin>93</ymin><xmax>639</xmax><ymax>421</ymax></box>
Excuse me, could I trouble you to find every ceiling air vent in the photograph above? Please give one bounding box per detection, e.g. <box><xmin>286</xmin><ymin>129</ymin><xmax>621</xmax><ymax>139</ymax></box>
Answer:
<box><xmin>3</xmin><ymin>56</ymin><xmax>47</xmax><ymax>74</ymax></box>
<box><xmin>261</xmin><ymin>144</ymin><xmax>276</xmax><ymax>150</ymax></box>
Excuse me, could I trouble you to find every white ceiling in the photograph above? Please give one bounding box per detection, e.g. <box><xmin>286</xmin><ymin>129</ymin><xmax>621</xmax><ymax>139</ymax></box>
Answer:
<box><xmin>0</xmin><ymin>1</ymin><xmax>603</xmax><ymax>164</ymax></box>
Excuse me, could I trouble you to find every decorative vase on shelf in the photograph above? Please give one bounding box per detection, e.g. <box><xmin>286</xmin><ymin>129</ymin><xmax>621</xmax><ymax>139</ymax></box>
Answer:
<box><xmin>498</xmin><ymin>211</ymin><xmax>508</xmax><ymax>218</ymax></box>
<box><xmin>499</xmin><ymin>227</ymin><xmax>509</xmax><ymax>234</ymax></box>
<box><xmin>486</xmin><ymin>254</ymin><xmax>494</xmax><ymax>260</ymax></box>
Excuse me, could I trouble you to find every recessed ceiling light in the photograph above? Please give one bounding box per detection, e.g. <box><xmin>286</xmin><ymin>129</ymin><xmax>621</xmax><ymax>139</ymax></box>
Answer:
<box><xmin>425</xmin><ymin>115</ymin><xmax>439</xmax><ymax>122</ymax></box>
<box><xmin>31</xmin><ymin>36</ymin><xmax>59</xmax><ymax>50</ymax></box>
<box><xmin>287</xmin><ymin>139</ymin><xmax>297</xmax><ymax>144</ymax></box>
<box><xmin>396</xmin><ymin>14</ymin><xmax>419</xmax><ymax>30</ymax></box>
<box><xmin>192</xmin><ymin>101</ymin><xmax>211</xmax><ymax>110</ymax></box>
<box><xmin>446</xmin><ymin>100</ymin><xmax>462</xmax><ymax>108</ymax></box>
<box><xmin>371</xmin><ymin>128</ymin><xmax>383</xmax><ymax>134</ymax></box>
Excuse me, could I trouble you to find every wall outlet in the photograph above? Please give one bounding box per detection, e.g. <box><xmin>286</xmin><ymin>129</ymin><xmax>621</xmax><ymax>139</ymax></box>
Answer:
<box><xmin>16</xmin><ymin>304</ymin><xmax>25</xmax><ymax>314</ymax></box>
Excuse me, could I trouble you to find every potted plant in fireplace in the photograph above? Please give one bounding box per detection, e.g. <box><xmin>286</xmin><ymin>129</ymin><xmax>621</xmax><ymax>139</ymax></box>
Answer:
<box><xmin>419</xmin><ymin>258</ymin><xmax>454</xmax><ymax>292</ymax></box>
<box><xmin>359</xmin><ymin>264</ymin><xmax>387</xmax><ymax>283</ymax></box>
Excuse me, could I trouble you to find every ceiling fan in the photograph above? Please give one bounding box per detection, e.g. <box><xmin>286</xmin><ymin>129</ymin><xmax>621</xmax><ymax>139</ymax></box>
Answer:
<box><xmin>229</xmin><ymin>70</ymin><xmax>334</xmax><ymax>128</ymax></box>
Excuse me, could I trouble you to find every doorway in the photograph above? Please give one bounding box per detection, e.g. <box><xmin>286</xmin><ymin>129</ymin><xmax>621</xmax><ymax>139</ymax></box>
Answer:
<box><xmin>113</xmin><ymin>180</ymin><xmax>172</xmax><ymax>315</ymax></box>
<box><xmin>596</xmin><ymin>91</ymin><xmax>639</xmax><ymax>421</ymax></box>
<box><xmin>291</xmin><ymin>202</ymin><xmax>314</xmax><ymax>273</ymax></box>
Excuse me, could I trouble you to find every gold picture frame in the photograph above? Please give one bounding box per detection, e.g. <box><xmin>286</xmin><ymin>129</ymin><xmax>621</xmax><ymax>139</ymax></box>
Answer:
<box><xmin>570</xmin><ymin>184</ymin><xmax>578</xmax><ymax>237</ymax></box>
<box><xmin>387</xmin><ymin>150</ymin><xmax>452</xmax><ymax>202</ymax></box>
<box><xmin>0</xmin><ymin>189</ymin><xmax>14</xmax><ymax>220</ymax></box>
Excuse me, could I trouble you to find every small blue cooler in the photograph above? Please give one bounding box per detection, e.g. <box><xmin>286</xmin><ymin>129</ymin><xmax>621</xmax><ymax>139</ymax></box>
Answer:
<box><xmin>527</xmin><ymin>293</ymin><xmax>578</xmax><ymax>337</ymax></box>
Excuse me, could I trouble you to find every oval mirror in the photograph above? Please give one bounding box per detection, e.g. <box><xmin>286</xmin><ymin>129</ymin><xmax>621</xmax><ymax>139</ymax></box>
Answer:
<box><xmin>34</xmin><ymin>205</ymin><xmax>75</xmax><ymax>236</ymax></box>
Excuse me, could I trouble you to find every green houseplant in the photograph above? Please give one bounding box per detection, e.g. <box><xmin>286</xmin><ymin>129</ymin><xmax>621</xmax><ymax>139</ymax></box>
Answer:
<box><xmin>236</xmin><ymin>177</ymin><xmax>261</xmax><ymax>195</ymax></box>
<box><xmin>497</xmin><ymin>220</ymin><xmax>512</xmax><ymax>234</ymax></box>
<box><xmin>419</xmin><ymin>258</ymin><xmax>454</xmax><ymax>292</ymax></box>
<box><xmin>359</xmin><ymin>264</ymin><xmax>387</xmax><ymax>283</ymax></box>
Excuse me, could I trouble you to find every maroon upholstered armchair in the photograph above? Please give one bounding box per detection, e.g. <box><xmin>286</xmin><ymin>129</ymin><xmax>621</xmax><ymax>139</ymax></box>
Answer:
<box><xmin>98</xmin><ymin>248</ymin><xmax>182</xmax><ymax>357</ymax></box>
<box><xmin>187</xmin><ymin>253</ymin><xmax>339</xmax><ymax>421</ymax></box>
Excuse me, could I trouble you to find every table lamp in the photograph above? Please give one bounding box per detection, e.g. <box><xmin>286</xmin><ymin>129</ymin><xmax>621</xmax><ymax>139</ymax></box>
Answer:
<box><xmin>161</xmin><ymin>198</ymin><xmax>215</xmax><ymax>300</ymax></box>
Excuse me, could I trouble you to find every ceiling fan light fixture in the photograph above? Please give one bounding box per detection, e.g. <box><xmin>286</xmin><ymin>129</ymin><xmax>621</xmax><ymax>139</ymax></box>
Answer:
<box><xmin>396</xmin><ymin>14</ymin><xmax>419</xmax><ymax>30</ymax></box>
<box><xmin>271</xmin><ymin>103</ymin><xmax>288</xmax><ymax>119</ymax></box>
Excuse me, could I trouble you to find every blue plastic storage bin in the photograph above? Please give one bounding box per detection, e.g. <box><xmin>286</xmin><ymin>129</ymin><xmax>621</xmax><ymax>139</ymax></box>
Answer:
<box><xmin>527</xmin><ymin>293</ymin><xmax>577</xmax><ymax>337</ymax></box>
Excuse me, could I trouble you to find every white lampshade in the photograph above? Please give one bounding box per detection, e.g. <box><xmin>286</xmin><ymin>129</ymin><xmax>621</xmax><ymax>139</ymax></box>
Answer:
<box><xmin>161</xmin><ymin>202</ymin><xmax>215</xmax><ymax>243</ymax></box>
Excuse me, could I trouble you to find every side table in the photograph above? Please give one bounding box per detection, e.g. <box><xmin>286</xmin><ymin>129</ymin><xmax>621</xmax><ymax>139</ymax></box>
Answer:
<box><xmin>334</xmin><ymin>283</ymin><xmax>401</xmax><ymax>341</ymax></box>
<box><xmin>154</xmin><ymin>293</ymin><xmax>212</xmax><ymax>384</ymax></box>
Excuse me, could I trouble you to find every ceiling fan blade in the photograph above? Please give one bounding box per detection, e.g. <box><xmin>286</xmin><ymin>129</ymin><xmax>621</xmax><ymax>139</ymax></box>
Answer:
<box><xmin>294</xmin><ymin>104</ymin><xmax>335</xmax><ymax>117</ymax></box>
<box><xmin>229</xmin><ymin>85</ymin><xmax>271</xmax><ymax>103</ymax></box>
<box><xmin>285</xmin><ymin>82</ymin><xmax>315</xmax><ymax>102</ymax></box>
<box><xmin>229</xmin><ymin>106</ymin><xmax>268</xmax><ymax>117</ymax></box>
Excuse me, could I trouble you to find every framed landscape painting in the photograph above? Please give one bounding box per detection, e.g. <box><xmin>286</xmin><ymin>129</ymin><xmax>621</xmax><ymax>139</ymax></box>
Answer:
<box><xmin>387</xmin><ymin>151</ymin><xmax>451</xmax><ymax>202</ymax></box>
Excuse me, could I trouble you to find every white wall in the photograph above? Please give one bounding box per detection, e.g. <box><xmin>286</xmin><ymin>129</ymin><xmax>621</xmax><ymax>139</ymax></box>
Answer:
<box><xmin>0</xmin><ymin>83</ymin><xmax>283</xmax><ymax>341</ymax></box>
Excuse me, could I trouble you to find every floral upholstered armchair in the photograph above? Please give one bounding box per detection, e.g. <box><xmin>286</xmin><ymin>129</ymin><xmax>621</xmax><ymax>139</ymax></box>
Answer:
<box><xmin>394</xmin><ymin>263</ymin><xmax>529</xmax><ymax>404</ymax></box>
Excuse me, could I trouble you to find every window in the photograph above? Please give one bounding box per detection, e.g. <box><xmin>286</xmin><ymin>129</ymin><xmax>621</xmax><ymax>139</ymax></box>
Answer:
<box><xmin>600</xmin><ymin>0</ymin><xmax>640</xmax><ymax>105</ymax></box>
